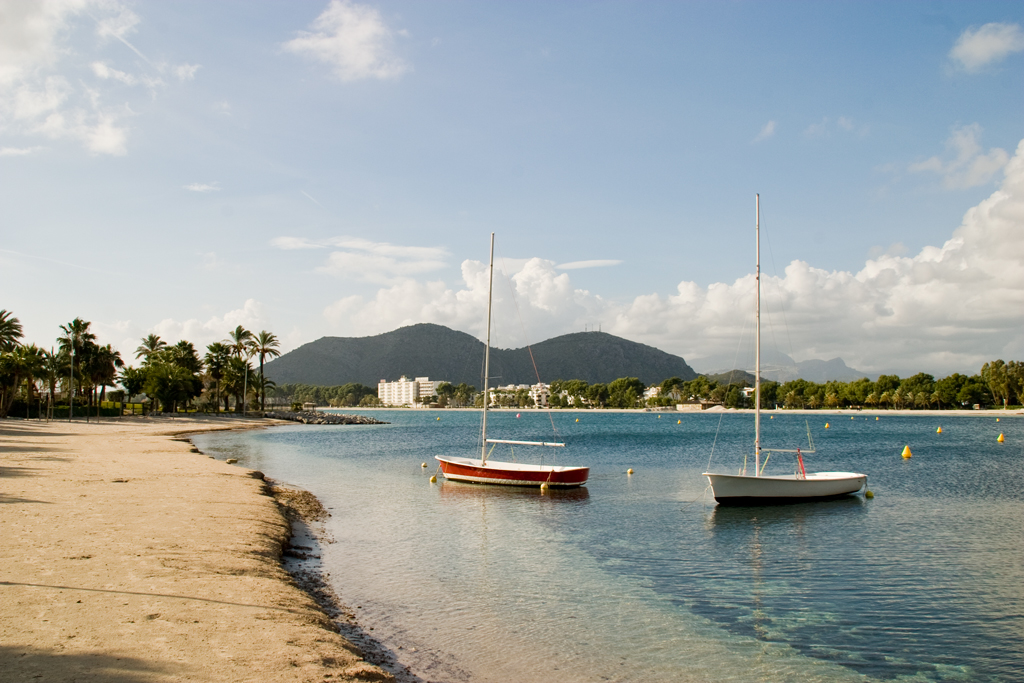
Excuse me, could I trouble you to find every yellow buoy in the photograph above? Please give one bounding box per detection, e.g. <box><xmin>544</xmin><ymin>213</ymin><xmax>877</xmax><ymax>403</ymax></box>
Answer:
<box><xmin>436</xmin><ymin>417</ymin><xmax>440</xmax><ymax>420</ymax></box>
<box><xmin>936</xmin><ymin>426</ymin><xmax>942</xmax><ymax>434</ymax></box>
<box><xmin>825</xmin><ymin>423</ymin><xmax>830</xmax><ymax>429</ymax></box>
<box><xmin>997</xmin><ymin>433</ymin><xmax>1005</xmax><ymax>443</ymax></box>
<box><xmin>865</xmin><ymin>490</ymin><xmax>874</xmax><ymax>499</ymax></box>
<box><xmin>540</xmin><ymin>482</ymin><xmax>548</xmax><ymax>491</ymax></box>
<box><xmin>677</xmin><ymin>419</ymin><xmax>681</xmax><ymax>424</ymax></box>
<box><xmin>770</xmin><ymin>415</ymin><xmax>773</xmax><ymax>419</ymax></box>
<box><xmin>876</xmin><ymin>417</ymin><xmax>879</xmax><ymax>421</ymax></box>
<box><xmin>429</xmin><ymin>475</ymin><xmax>437</xmax><ymax>483</ymax></box>
<box><xmin>851</xmin><ymin>416</ymin><xmax>855</xmax><ymax>420</ymax></box>
<box><xmin>627</xmin><ymin>468</ymin><xmax>634</xmax><ymax>475</ymax></box>
<box><xmin>901</xmin><ymin>445</ymin><xmax>912</xmax><ymax>458</ymax></box>
<box><xmin>996</xmin><ymin>418</ymin><xmax>1000</xmax><ymax>422</ymax></box>
<box><xmin>421</xmin><ymin>462</ymin><xmax>427</xmax><ymax>467</ymax></box>
<box><xmin>658</xmin><ymin>415</ymin><xmax>661</xmax><ymax>419</ymax></box>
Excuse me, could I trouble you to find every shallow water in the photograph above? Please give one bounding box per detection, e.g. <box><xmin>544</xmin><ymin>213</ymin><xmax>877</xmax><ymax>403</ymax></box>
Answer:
<box><xmin>194</xmin><ymin>411</ymin><xmax>1024</xmax><ymax>682</ymax></box>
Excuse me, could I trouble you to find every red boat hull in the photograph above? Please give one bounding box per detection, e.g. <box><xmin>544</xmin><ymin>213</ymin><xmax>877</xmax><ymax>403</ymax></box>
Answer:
<box><xmin>435</xmin><ymin>456</ymin><xmax>589</xmax><ymax>487</ymax></box>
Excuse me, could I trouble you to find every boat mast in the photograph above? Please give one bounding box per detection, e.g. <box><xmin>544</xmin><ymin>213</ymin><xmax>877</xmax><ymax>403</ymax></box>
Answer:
<box><xmin>481</xmin><ymin>232</ymin><xmax>495</xmax><ymax>464</ymax></box>
<box><xmin>754</xmin><ymin>194</ymin><xmax>761</xmax><ymax>477</ymax></box>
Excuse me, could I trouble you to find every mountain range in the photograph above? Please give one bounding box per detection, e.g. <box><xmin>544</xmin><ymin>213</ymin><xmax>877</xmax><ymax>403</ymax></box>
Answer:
<box><xmin>264</xmin><ymin>323</ymin><xmax>699</xmax><ymax>387</ymax></box>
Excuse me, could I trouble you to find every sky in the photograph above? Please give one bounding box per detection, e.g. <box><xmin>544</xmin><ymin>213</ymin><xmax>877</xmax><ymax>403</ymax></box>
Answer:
<box><xmin>1</xmin><ymin>0</ymin><xmax>1023</xmax><ymax>378</ymax></box>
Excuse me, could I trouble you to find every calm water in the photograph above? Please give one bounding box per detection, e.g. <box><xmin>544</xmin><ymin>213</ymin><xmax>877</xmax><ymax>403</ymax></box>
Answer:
<box><xmin>194</xmin><ymin>411</ymin><xmax>1024</xmax><ymax>683</ymax></box>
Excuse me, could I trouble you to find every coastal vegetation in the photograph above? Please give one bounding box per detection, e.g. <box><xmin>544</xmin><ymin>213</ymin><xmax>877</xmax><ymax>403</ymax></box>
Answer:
<box><xmin>0</xmin><ymin>309</ymin><xmax>281</xmax><ymax>416</ymax></box>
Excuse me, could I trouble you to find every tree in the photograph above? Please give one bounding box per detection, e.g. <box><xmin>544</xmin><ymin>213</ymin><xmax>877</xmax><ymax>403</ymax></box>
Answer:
<box><xmin>607</xmin><ymin>377</ymin><xmax>644</xmax><ymax>408</ymax></box>
<box><xmin>226</xmin><ymin>325</ymin><xmax>254</xmax><ymax>358</ymax></box>
<box><xmin>118</xmin><ymin>366</ymin><xmax>147</xmax><ymax>403</ymax></box>
<box><xmin>981</xmin><ymin>361</ymin><xmax>1010</xmax><ymax>408</ymax></box>
<box><xmin>135</xmin><ymin>334</ymin><xmax>167</xmax><ymax>363</ymax></box>
<box><xmin>759</xmin><ymin>381</ymin><xmax>780</xmax><ymax>409</ymax></box>
<box><xmin>58</xmin><ymin>318</ymin><xmax>96</xmax><ymax>416</ymax></box>
<box><xmin>252</xmin><ymin>330</ymin><xmax>281</xmax><ymax>411</ymax></box>
<box><xmin>957</xmin><ymin>376</ymin><xmax>992</xmax><ymax>408</ymax></box>
<box><xmin>168</xmin><ymin>340</ymin><xmax>202</xmax><ymax>374</ymax></box>
<box><xmin>587</xmin><ymin>383</ymin><xmax>609</xmax><ymax>408</ymax></box>
<box><xmin>203</xmin><ymin>343</ymin><xmax>231</xmax><ymax>412</ymax></box>
<box><xmin>0</xmin><ymin>310</ymin><xmax>23</xmax><ymax>352</ymax></box>
<box><xmin>87</xmin><ymin>344</ymin><xmax>124</xmax><ymax>411</ymax></box>
<box><xmin>145</xmin><ymin>362</ymin><xmax>202</xmax><ymax>413</ymax></box>
<box><xmin>223</xmin><ymin>356</ymin><xmax>255</xmax><ymax>412</ymax></box>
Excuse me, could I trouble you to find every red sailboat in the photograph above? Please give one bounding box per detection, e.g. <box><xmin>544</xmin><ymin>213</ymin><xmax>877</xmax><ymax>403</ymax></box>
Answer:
<box><xmin>435</xmin><ymin>233</ymin><xmax>589</xmax><ymax>488</ymax></box>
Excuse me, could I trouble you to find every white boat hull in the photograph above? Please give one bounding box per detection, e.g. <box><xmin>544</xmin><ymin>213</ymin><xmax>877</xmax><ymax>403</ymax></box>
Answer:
<box><xmin>703</xmin><ymin>471</ymin><xmax>866</xmax><ymax>505</ymax></box>
<box><xmin>436</xmin><ymin>456</ymin><xmax>589</xmax><ymax>487</ymax></box>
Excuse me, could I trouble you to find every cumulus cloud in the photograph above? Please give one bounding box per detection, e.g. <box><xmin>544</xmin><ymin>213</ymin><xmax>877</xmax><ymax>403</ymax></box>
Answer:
<box><xmin>753</xmin><ymin>120</ymin><xmax>776</xmax><ymax>143</ymax></box>
<box><xmin>275</xmin><ymin>235</ymin><xmax>449</xmax><ymax>283</ymax></box>
<box><xmin>950</xmin><ymin>22</ymin><xmax>1024</xmax><ymax>72</ymax></box>
<box><xmin>556</xmin><ymin>260</ymin><xmax>623</xmax><ymax>270</ymax></box>
<box><xmin>0</xmin><ymin>1</ymin><xmax>194</xmax><ymax>155</ymax></box>
<box><xmin>909</xmin><ymin>124</ymin><xmax>1009</xmax><ymax>189</ymax></box>
<box><xmin>146</xmin><ymin>300</ymin><xmax>269</xmax><ymax>356</ymax></box>
<box><xmin>324</xmin><ymin>138</ymin><xmax>1024</xmax><ymax>376</ymax></box>
<box><xmin>282</xmin><ymin>0</ymin><xmax>408</xmax><ymax>82</ymax></box>
<box><xmin>184</xmin><ymin>182</ymin><xmax>220</xmax><ymax>192</ymax></box>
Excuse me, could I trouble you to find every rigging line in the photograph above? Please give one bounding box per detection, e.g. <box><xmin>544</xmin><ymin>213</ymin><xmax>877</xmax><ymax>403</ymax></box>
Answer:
<box><xmin>496</xmin><ymin>254</ymin><xmax>561</xmax><ymax>449</ymax></box>
<box><xmin>706</xmin><ymin>309</ymin><xmax>752</xmax><ymax>472</ymax></box>
<box><xmin>760</xmin><ymin>209</ymin><xmax>797</xmax><ymax>364</ymax></box>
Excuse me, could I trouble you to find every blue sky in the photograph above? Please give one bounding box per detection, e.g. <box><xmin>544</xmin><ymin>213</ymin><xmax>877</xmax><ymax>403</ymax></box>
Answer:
<box><xmin>2</xmin><ymin>1</ymin><xmax>1023</xmax><ymax>377</ymax></box>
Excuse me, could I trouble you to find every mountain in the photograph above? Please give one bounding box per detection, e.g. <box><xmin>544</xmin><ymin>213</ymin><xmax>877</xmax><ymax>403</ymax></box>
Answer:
<box><xmin>264</xmin><ymin>323</ymin><xmax>697</xmax><ymax>387</ymax></box>
<box><xmin>695</xmin><ymin>350</ymin><xmax>873</xmax><ymax>383</ymax></box>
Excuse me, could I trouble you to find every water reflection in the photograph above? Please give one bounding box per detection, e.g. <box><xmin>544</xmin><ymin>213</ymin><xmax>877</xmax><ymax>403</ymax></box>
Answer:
<box><xmin>706</xmin><ymin>495</ymin><xmax>866</xmax><ymax>531</ymax></box>
<box><xmin>437</xmin><ymin>480</ymin><xmax>590</xmax><ymax>503</ymax></box>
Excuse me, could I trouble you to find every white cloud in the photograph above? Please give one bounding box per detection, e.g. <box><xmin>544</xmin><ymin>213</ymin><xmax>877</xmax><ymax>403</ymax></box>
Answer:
<box><xmin>184</xmin><ymin>182</ymin><xmax>220</xmax><ymax>192</ymax></box>
<box><xmin>0</xmin><ymin>1</ymin><xmax>191</xmax><ymax>155</ymax></box>
<box><xmin>282</xmin><ymin>0</ymin><xmax>408</xmax><ymax>82</ymax></box>
<box><xmin>803</xmin><ymin>116</ymin><xmax>865</xmax><ymax>139</ymax></box>
<box><xmin>557</xmin><ymin>259</ymin><xmax>623</xmax><ymax>270</ymax></box>
<box><xmin>270</xmin><ymin>236</ymin><xmax>323</xmax><ymax>250</ymax></box>
<box><xmin>324</xmin><ymin>138</ymin><xmax>1024</xmax><ymax>376</ymax></box>
<box><xmin>753</xmin><ymin>120</ymin><xmax>775</xmax><ymax>143</ymax></box>
<box><xmin>173</xmin><ymin>63</ymin><xmax>200</xmax><ymax>81</ymax></box>
<box><xmin>0</xmin><ymin>145</ymin><xmax>41</xmax><ymax>156</ymax></box>
<box><xmin>950</xmin><ymin>22</ymin><xmax>1024</xmax><ymax>72</ymax></box>
<box><xmin>149</xmin><ymin>299</ymin><xmax>269</xmax><ymax>356</ymax></box>
<box><xmin>909</xmin><ymin>124</ymin><xmax>1009</xmax><ymax>189</ymax></box>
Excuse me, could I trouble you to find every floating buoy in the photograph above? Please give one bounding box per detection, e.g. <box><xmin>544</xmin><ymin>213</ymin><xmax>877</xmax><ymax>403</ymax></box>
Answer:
<box><xmin>658</xmin><ymin>415</ymin><xmax>661</xmax><ymax>419</ymax></box>
<box><xmin>901</xmin><ymin>445</ymin><xmax>912</xmax><ymax>459</ymax></box>
<box><xmin>540</xmin><ymin>482</ymin><xmax>548</xmax><ymax>491</ymax></box>
<box><xmin>677</xmin><ymin>419</ymin><xmax>681</xmax><ymax>424</ymax></box>
<box><xmin>936</xmin><ymin>426</ymin><xmax>942</xmax><ymax>434</ymax></box>
<box><xmin>865</xmin><ymin>490</ymin><xmax>874</xmax><ymax>499</ymax></box>
<box><xmin>429</xmin><ymin>475</ymin><xmax>437</xmax><ymax>483</ymax></box>
<box><xmin>627</xmin><ymin>468</ymin><xmax>634</xmax><ymax>475</ymax></box>
<box><xmin>516</xmin><ymin>413</ymin><xmax>520</xmax><ymax>418</ymax></box>
<box><xmin>825</xmin><ymin>423</ymin><xmax>830</xmax><ymax>429</ymax></box>
<box><xmin>851</xmin><ymin>416</ymin><xmax>855</xmax><ymax>420</ymax></box>
<box><xmin>575</xmin><ymin>418</ymin><xmax>579</xmax><ymax>423</ymax></box>
<box><xmin>997</xmin><ymin>433</ymin><xmax>1005</xmax><ymax>443</ymax></box>
<box><xmin>436</xmin><ymin>417</ymin><xmax>440</xmax><ymax>420</ymax></box>
<box><xmin>421</xmin><ymin>462</ymin><xmax>427</xmax><ymax>468</ymax></box>
<box><xmin>996</xmin><ymin>418</ymin><xmax>1000</xmax><ymax>422</ymax></box>
<box><xmin>876</xmin><ymin>417</ymin><xmax>879</xmax><ymax>421</ymax></box>
<box><xmin>770</xmin><ymin>415</ymin><xmax>773</xmax><ymax>419</ymax></box>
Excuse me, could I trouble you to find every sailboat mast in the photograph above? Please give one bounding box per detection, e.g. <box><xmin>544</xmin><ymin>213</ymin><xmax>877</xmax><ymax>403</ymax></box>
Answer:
<box><xmin>754</xmin><ymin>194</ymin><xmax>761</xmax><ymax>477</ymax></box>
<box><xmin>481</xmin><ymin>232</ymin><xmax>495</xmax><ymax>464</ymax></box>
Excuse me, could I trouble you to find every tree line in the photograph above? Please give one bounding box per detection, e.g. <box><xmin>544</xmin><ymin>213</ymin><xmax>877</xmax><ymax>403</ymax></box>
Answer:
<box><xmin>0</xmin><ymin>309</ymin><xmax>282</xmax><ymax>416</ymax></box>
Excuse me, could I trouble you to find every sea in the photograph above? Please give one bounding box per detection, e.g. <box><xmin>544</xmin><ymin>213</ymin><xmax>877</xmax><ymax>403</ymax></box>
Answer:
<box><xmin>193</xmin><ymin>410</ymin><xmax>1023</xmax><ymax>683</ymax></box>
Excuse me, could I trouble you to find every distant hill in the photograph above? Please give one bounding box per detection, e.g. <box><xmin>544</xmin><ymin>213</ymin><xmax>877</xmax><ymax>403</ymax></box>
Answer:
<box><xmin>705</xmin><ymin>370</ymin><xmax>757</xmax><ymax>386</ymax></box>
<box><xmin>264</xmin><ymin>323</ymin><xmax>697</xmax><ymax>387</ymax></box>
<box><xmin>696</xmin><ymin>350</ymin><xmax>873</xmax><ymax>383</ymax></box>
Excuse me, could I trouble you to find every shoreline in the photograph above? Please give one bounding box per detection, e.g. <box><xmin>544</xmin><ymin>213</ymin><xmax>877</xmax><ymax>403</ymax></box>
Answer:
<box><xmin>330</xmin><ymin>406</ymin><xmax>1024</xmax><ymax>417</ymax></box>
<box><xmin>0</xmin><ymin>415</ymin><xmax>396</xmax><ymax>682</ymax></box>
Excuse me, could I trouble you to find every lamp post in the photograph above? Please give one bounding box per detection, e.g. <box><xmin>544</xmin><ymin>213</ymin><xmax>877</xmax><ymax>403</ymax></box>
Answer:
<box><xmin>69</xmin><ymin>345</ymin><xmax>75</xmax><ymax>422</ymax></box>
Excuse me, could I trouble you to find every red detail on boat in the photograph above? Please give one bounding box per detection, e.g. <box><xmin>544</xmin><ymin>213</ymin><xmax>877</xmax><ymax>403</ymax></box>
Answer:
<box><xmin>435</xmin><ymin>456</ymin><xmax>588</xmax><ymax>487</ymax></box>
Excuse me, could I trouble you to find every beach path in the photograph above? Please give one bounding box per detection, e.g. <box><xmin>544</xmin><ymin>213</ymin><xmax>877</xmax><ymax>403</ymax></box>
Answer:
<box><xmin>0</xmin><ymin>418</ymin><xmax>391</xmax><ymax>682</ymax></box>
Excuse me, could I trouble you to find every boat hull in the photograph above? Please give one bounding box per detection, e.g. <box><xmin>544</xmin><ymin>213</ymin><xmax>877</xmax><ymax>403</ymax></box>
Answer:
<box><xmin>703</xmin><ymin>471</ymin><xmax>866</xmax><ymax>505</ymax></box>
<box><xmin>435</xmin><ymin>456</ymin><xmax>589</xmax><ymax>487</ymax></box>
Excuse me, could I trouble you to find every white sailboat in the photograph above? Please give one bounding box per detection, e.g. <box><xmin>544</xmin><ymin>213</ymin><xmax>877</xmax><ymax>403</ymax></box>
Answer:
<box><xmin>435</xmin><ymin>233</ymin><xmax>589</xmax><ymax>488</ymax></box>
<box><xmin>703</xmin><ymin>195</ymin><xmax>866</xmax><ymax>504</ymax></box>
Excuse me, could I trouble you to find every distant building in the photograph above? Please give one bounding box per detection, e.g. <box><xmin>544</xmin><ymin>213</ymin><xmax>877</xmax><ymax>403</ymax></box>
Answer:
<box><xmin>643</xmin><ymin>386</ymin><xmax>661</xmax><ymax>401</ymax></box>
<box><xmin>378</xmin><ymin>376</ymin><xmax>446</xmax><ymax>407</ymax></box>
<box><xmin>488</xmin><ymin>382</ymin><xmax>551</xmax><ymax>408</ymax></box>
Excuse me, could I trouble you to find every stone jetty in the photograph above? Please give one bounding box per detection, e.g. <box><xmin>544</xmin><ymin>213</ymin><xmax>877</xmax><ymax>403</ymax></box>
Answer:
<box><xmin>265</xmin><ymin>410</ymin><xmax>389</xmax><ymax>425</ymax></box>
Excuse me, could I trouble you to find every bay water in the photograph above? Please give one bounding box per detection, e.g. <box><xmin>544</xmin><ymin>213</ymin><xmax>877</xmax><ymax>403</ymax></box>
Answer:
<box><xmin>193</xmin><ymin>411</ymin><xmax>1023</xmax><ymax>682</ymax></box>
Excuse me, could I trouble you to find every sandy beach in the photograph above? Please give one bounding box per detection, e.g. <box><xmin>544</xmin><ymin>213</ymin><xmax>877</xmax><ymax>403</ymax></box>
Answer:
<box><xmin>0</xmin><ymin>416</ymin><xmax>392</xmax><ymax>683</ymax></box>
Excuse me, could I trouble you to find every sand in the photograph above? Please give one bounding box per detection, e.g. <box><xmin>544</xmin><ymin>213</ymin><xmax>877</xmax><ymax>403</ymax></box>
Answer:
<box><xmin>0</xmin><ymin>416</ymin><xmax>393</xmax><ymax>683</ymax></box>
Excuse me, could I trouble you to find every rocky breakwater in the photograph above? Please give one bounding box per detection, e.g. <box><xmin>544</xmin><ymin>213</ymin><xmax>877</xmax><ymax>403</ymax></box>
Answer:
<box><xmin>265</xmin><ymin>410</ymin><xmax>389</xmax><ymax>425</ymax></box>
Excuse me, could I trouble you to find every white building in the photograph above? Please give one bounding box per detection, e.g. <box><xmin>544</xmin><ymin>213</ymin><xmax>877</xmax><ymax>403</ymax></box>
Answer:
<box><xmin>378</xmin><ymin>376</ymin><xmax>446</xmax><ymax>407</ymax></box>
<box><xmin>488</xmin><ymin>382</ymin><xmax>551</xmax><ymax>408</ymax></box>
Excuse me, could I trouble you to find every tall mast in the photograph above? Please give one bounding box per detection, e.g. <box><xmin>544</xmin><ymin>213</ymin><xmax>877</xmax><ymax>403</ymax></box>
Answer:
<box><xmin>481</xmin><ymin>232</ymin><xmax>495</xmax><ymax>464</ymax></box>
<box><xmin>754</xmin><ymin>194</ymin><xmax>761</xmax><ymax>477</ymax></box>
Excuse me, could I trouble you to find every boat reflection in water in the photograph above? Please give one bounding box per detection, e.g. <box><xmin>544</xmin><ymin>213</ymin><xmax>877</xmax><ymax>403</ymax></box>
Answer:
<box><xmin>437</xmin><ymin>479</ymin><xmax>591</xmax><ymax>504</ymax></box>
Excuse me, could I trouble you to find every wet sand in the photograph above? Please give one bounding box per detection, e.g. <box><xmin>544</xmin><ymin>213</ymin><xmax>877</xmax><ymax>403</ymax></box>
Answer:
<box><xmin>0</xmin><ymin>416</ymin><xmax>392</xmax><ymax>683</ymax></box>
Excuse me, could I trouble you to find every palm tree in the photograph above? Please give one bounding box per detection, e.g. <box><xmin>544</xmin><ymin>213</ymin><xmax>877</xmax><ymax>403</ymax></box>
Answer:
<box><xmin>135</xmin><ymin>334</ymin><xmax>167</xmax><ymax>363</ymax></box>
<box><xmin>226</xmin><ymin>326</ymin><xmax>254</xmax><ymax>358</ymax></box>
<box><xmin>252</xmin><ymin>330</ymin><xmax>281</xmax><ymax>411</ymax></box>
<box><xmin>118</xmin><ymin>366</ymin><xmax>147</xmax><ymax>404</ymax></box>
<box><xmin>0</xmin><ymin>310</ymin><xmax>24</xmax><ymax>351</ymax></box>
<box><xmin>58</xmin><ymin>318</ymin><xmax>96</xmax><ymax>418</ymax></box>
<box><xmin>203</xmin><ymin>342</ymin><xmax>231</xmax><ymax>412</ymax></box>
<box><xmin>41</xmin><ymin>348</ymin><xmax>66</xmax><ymax>418</ymax></box>
<box><xmin>88</xmin><ymin>344</ymin><xmax>125</xmax><ymax>412</ymax></box>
